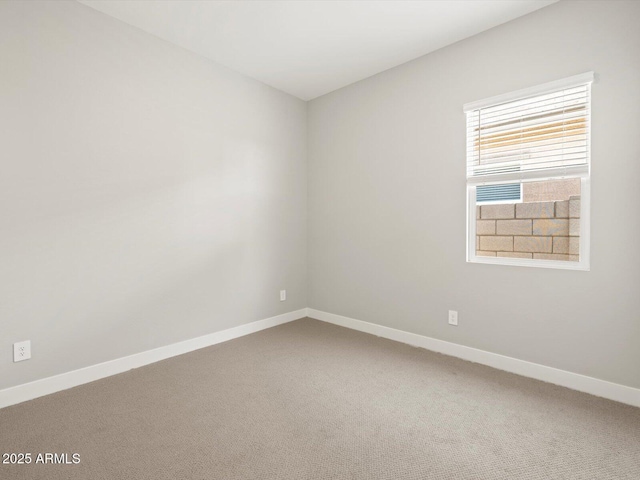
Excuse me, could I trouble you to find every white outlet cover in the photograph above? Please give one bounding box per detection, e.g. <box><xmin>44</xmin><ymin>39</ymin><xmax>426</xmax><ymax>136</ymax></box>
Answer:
<box><xmin>280</xmin><ymin>290</ymin><xmax>286</xmax><ymax>301</ymax></box>
<box><xmin>448</xmin><ymin>310</ymin><xmax>458</xmax><ymax>326</ymax></box>
<box><xmin>13</xmin><ymin>340</ymin><xmax>31</xmax><ymax>362</ymax></box>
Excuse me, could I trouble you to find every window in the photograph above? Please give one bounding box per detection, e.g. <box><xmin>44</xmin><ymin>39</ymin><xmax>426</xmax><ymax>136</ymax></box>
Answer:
<box><xmin>465</xmin><ymin>73</ymin><xmax>592</xmax><ymax>270</ymax></box>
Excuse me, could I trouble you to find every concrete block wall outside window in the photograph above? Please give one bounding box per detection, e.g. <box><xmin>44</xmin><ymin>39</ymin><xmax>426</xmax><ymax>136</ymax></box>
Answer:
<box><xmin>476</xmin><ymin>195</ymin><xmax>581</xmax><ymax>261</ymax></box>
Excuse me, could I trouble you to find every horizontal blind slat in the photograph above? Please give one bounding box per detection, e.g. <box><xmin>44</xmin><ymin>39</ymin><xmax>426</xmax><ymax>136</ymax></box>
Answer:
<box><xmin>466</xmin><ymin>164</ymin><xmax>589</xmax><ymax>185</ymax></box>
<box><xmin>473</xmin><ymin>94</ymin><xmax>588</xmax><ymax>125</ymax></box>
<box><xmin>463</xmin><ymin>72</ymin><xmax>593</xmax><ymax>111</ymax></box>
<box><xmin>466</xmin><ymin>81</ymin><xmax>590</xmax><ymax>179</ymax></box>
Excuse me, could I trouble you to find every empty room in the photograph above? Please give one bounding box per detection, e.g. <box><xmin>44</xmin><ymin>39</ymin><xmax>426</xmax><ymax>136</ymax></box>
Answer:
<box><xmin>1</xmin><ymin>0</ymin><xmax>639</xmax><ymax>478</ymax></box>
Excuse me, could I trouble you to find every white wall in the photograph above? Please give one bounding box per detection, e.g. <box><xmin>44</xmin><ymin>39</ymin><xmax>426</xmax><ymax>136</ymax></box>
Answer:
<box><xmin>308</xmin><ymin>0</ymin><xmax>640</xmax><ymax>389</ymax></box>
<box><xmin>0</xmin><ymin>1</ymin><xmax>307</xmax><ymax>390</ymax></box>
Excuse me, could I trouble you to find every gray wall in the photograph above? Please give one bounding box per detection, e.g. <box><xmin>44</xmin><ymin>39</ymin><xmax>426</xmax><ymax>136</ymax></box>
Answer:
<box><xmin>3</xmin><ymin>0</ymin><xmax>638</xmax><ymax>394</ymax></box>
<box><xmin>308</xmin><ymin>0</ymin><xmax>640</xmax><ymax>388</ymax></box>
<box><xmin>0</xmin><ymin>1</ymin><xmax>307</xmax><ymax>390</ymax></box>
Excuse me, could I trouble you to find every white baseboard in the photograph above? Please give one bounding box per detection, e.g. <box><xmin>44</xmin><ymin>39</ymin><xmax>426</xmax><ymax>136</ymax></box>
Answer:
<box><xmin>4</xmin><ymin>307</ymin><xmax>638</xmax><ymax>410</ymax></box>
<box><xmin>308</xmin><ymin>308</ymin><xmax>640</xmax><ymax>408</ymax></box>
<box><xmin>0</xmin><ymin>309</ymin><xmax>308</xmax><ymax>410</ymax></box>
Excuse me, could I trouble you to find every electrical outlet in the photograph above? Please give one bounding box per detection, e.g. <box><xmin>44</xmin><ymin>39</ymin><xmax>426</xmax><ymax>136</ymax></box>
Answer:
<box><xmin>13</xmin><ymin>340</ymin><xmax>31</xmax><ymax>362</ymax></box>
<box><xmin>448</xmin><ymin>310</ymin><xmax>458</xmax><ymax>326</ymax></box>
<box><xmin>280</xmin><ymin>290</ymin><xmax>286</xmax><ymax>301</ymax></box>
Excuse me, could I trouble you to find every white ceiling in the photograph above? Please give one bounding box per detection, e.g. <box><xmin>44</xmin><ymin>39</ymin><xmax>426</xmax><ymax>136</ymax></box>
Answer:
<box><xmin>78</xmin><ymin>0</ymin><xmax>558</xmax><ymax>100</ymax></box>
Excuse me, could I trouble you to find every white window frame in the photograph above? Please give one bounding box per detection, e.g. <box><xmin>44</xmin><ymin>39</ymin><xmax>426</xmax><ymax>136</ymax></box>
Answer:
<box><xmin>464</xmin><ymin>73</ymin><xmax>593</xmax><ymax>271</ymax></box>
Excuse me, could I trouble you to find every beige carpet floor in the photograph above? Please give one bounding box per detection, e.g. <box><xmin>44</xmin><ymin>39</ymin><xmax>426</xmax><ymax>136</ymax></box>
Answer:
<box><xmin>1</xmin><ymin>318</ymin><xmax>639</xmax><ymax>479</ymax></box>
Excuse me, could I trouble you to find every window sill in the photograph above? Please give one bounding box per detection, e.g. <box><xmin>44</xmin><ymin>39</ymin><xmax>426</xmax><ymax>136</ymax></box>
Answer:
<box><xmin>468</xmin><ymin>256</ymin><xmax>590</xmax><ymax>271</ymax></box>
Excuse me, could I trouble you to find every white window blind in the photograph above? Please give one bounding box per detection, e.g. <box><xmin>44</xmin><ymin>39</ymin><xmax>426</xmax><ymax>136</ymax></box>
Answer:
<box><xmin>465</xmin><ymin>72</ymin><xmax>593</xmax><ymax>184</ymax></box>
